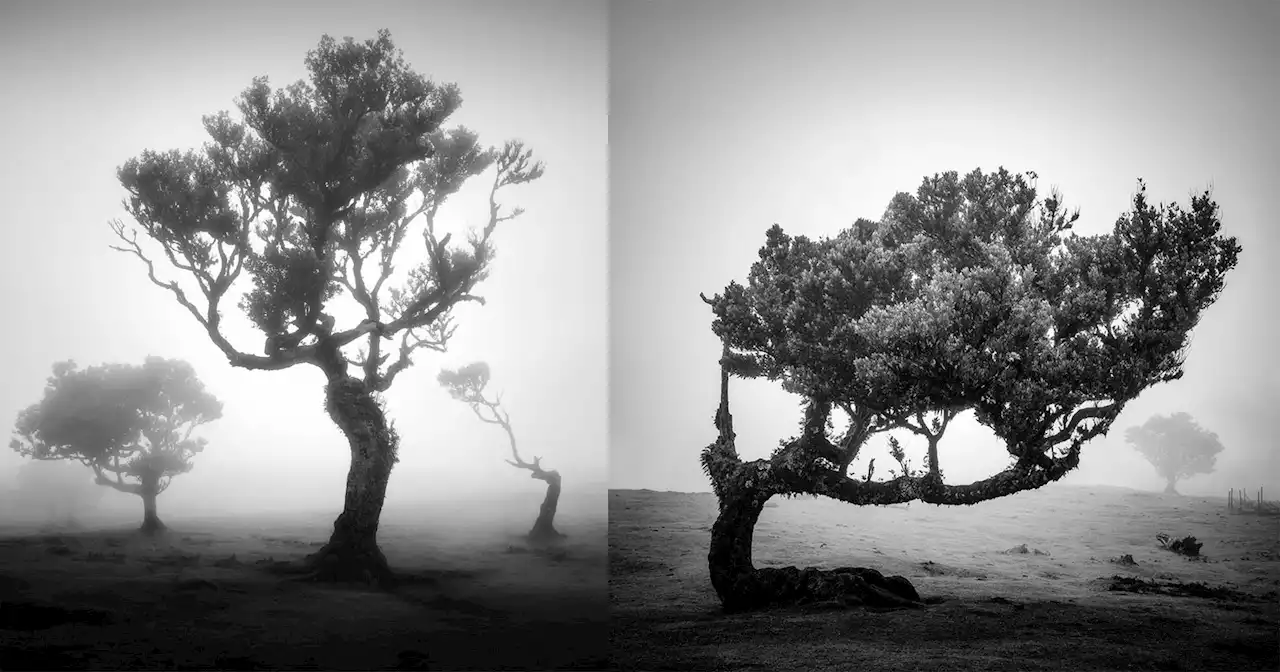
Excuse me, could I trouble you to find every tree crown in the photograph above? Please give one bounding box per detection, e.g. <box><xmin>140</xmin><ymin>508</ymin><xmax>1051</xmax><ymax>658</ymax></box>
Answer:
<box><xmin>1124</xmin><ymin>411</ymin><xmax>1225</xmax><ymax>482</ymax></box>
<box><xmin>10</xmin><ymin>357</ymin><xmax>222</xmax><ymax>495</ymax></box>
<box><xmin>701</xmin><ymin>168</ymin><xmax>1240</xmax><ymax>503</ymax></box>
<box><xmin>111</xmin><ymin>30</ymin><xmax>544</xmax><ymax>390</ymax></box>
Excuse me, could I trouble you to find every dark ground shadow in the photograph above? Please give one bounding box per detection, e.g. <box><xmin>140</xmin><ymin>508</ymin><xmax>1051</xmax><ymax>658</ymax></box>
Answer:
<box><xmin>0</xmin><ymin>517</ymin><xmax>607</xmax><ymax>671</ymax></box>
<box><xmin>608</xmin><ymin>488</ymin><xmax>1280</xmax><ymax>671</ymax></box>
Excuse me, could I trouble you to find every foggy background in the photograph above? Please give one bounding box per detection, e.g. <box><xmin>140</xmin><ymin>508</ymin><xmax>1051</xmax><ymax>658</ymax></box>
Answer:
<box><xmin>610</xmin><ymin>0</ymin><xmax>1278</xmax><ymax>497</ymax></box>
<box><xmin>0</xmin><ymin>0</ymin><xmax>607</xmax><ymax>525</ymax></box>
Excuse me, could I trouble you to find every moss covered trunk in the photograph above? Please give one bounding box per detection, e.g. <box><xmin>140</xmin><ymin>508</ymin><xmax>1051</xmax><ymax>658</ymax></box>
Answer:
<box><xmin>306</xmin><ymin>376</ymin><xmax>398</xmax><ymax>588</ymax></box>
<box><xmin>708</xmin><ymin>480</ymin><xmax>924</xmax><ymax>613</ymax></box>
<box><xmin>707</xmin><ymin>483</ymin><xmax>770</xmax><ymax>611</ymax></box>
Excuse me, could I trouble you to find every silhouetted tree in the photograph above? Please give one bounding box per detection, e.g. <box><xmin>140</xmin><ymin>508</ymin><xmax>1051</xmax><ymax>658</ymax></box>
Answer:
<box><xmin>1124</xmin><ymin>412</ymin><xmax>1224</xmax><ymax>494</ymax></box>
<box><xmin>10</xmin><ymin>357</ymin><xmax>223</xmax><ymax>534</ymax></box>
<box><xmin>107</xmin><ymin>30</ymin><xmax>542</xmax><ymax>584</ymax></box>
<box><xmin>700</xmin><ymin>169</ymin><xmax>1240</xmax><ymax>612</ymax></box>
<box><xmin>438</xmin><ymin>362</ymin><xmax>565</xmax><ymax>543</ymax></box>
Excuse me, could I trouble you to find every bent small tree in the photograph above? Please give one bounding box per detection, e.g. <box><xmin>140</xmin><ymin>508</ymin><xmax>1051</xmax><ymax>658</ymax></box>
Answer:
<box><xmin>10</xmin><ymin>357</ymin><xmax>223</xmax><ymax>534</ymax></box>
<box><xmin>438</xmin><ymin>362</ymin><xmax>565</xmax><ymax>543</ymax></box>
<box><xmin>701</xmin><ymin>168</ymin><xmax>1240</xmax><ymax>612</ymax></box>
<box><xmin>109</xmin><ymin>31</ymin><xmax>542</xmax><ymax>584</ymax></box>
<box><xmin>1124</xmin><ymin>412</ymin><xmax>1224</xmax><ymax>494</ymax></box>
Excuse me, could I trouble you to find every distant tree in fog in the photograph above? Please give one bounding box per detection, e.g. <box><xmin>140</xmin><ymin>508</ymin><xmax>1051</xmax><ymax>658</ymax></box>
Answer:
<box><xmin>1124</xmin><ymin>412</ymin><xmax>1225</xmax><ymax>494</ymax></box>
<box><xmin>438</xmin><ymin>362</ymin><xmax>565</xmax><ymax>543</ymax></box>
<box><xmin>700</xmin><ymin>169</ymin><xmax>1240</xmax><ymax>612</ymax></box>
<box><xmin>14</xmin><ymin>459</ymin><xmax>106</xmax><ymax>528</ymax></box>
<box><xmin>106</xmin><ymin>30</ymin><xmax>543</xmax><ymax>585</ymax></box>
<box><xmin>9</xmin><ymin>357</ymin><xmax>222</xmax><ymax>534</ymax></box>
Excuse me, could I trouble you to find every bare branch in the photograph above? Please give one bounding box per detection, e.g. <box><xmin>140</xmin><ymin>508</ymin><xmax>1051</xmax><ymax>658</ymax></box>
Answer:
<box><xmin>1043</xmin><ymin>402</ymin><xmax>1117</xmax><ymax>446</ymax></box>
<box><xmin>108</xmin><ymin>219</ymin><xmax>313</xmax><ymax>372</ymax></box>
<box><xmin>373</xmin><ymin>314</ymin><xmax>457</xmax><ymax>392</ymax></box>
<box><xmin>92</xmin><ymin>464</ymin><xmax>142</xmax><ymax>495</ymax></box>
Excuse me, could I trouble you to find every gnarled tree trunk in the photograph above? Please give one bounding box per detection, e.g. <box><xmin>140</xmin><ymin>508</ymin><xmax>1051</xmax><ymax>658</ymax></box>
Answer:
<box><xmin>139</xmin><ymin>473</ymin><xmax>165</xmax><ymax>535</ymax></box>
<box><xmin>708</xmin><ymin>475</ymin><xmax>922</xmax><ymax>613</ymax></box>
<box><xmin>305</xmin><ymin>375</ymin><xmax>398</xmax><ymax>588</ymax></box>
<box><xmin>702</xmin><ymin>359</ymin><xmax>922</xmax><ymax>613</ymax></box>
<box><xmin>528</xmin><ymin>470</ymin><xmax>565</xmax><ymax>543</ymax></box>
<box><xmin>707</xmin><ymin>481</ymin><xmax>771</xmax><ymax>611</ymax></box>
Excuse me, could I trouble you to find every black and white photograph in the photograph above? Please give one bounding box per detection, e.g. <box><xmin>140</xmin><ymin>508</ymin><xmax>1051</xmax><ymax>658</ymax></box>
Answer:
<box><xmin>609</xmin><ymin>1</ymin><xmax>1277</xmax><ymax>670</ymax></box>
<box><xmin>0</xmin><ymin>1</ymin><xmax>607</xmax><ymax>669</ymax></box>
<box><xmin>1</xmin><ymin>0</ymin><xmax>1278</xmax><ymax>670</ymax></box>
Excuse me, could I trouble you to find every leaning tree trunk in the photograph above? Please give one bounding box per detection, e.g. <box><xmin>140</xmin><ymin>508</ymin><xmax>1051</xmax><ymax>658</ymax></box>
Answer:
<box><xmin>139</xmin><ymin>474</ymin><xmax>165</xmax><ymax>535</ymax></box>
<box><xmin>702</xmin><ymin>358</ymin><xmax>922</xmax><ymax>613</ymax></box>
<box><xmin>305</xmin><ymin>376</ymin><xmax>399</xmax><ymax>588</ymax></box>
<box><xmin>708</xmin><ymin>477</ymin><xmax>923</xmax><ymax>613</ymax></box>
<box><xmin>707</xmin><ymin>481</ymin><xmax>772</xmax><ymax>611</ymax></box>
<box><xmin>528</xmin><ymin>470</ymin><xmax>565</xmax><ymax>543</ymax></box>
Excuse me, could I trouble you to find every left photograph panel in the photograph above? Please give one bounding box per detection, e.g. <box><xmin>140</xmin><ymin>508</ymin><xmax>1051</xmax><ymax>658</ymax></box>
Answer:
<box><xmin>0</xmin><ymin>1</ymin><xmax>608</xmax><ymax>669</ymax></box>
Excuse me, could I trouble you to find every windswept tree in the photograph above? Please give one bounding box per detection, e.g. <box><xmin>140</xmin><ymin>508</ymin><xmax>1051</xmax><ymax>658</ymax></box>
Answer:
<box><xmin>1124</xmin><ymin>412</ymin><xmax>1224</xmax><ymax>494</ymax></box>
<box><xmin>439</xmin><ymin>362</ymin><xmax>565</xmax><ymax>543</ymax></box>
<box><xmin>700</xmin><ymin>168</ymin><xmax>1240</xmax><ymax>612</ymax></box>
<box><xmin>108</xmin><ymin>31</ymin><xmax>543</xmax><ymax>584</ymax></box>
<box><xmin>10</xmin><ymin>357</ymin><xmax>223</xmax><ymax>534</ymax></box>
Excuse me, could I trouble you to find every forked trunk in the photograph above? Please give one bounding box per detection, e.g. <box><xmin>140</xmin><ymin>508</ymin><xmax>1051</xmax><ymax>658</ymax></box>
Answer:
<box><xmin>139</xmin><ymin>473</ymin><xmax>165</xmax><ymax>535</ymax></box>
<box><xmin>708</xmin><ymin>479</ymin><xmax>923</xmax><ymax>613</ymax></box>
<box><xmin>1164</xmin><ymin>479</ymin><xmax>1179</xmax><ymax>495</ymax></box>
<box><xmin>306</xmin><ymin>376</ymin><xmax>398</xmax><ymax>588</ymax></box>
<box><xmin>528</xmin><ymin>471</ymin><xmax>565</xmax><ymax>543</ymax></box>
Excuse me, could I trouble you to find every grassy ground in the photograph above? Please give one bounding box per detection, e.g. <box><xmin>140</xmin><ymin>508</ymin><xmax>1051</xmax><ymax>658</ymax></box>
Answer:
<box><xmin>0</xmin><ymin>497</ymin><xmax>607</xmax><ymax>670</ymax></box>
<box><xmin>609</xmin><ymin>484</ymin><xmax>1279</xmax><ymax>671</ymax></box>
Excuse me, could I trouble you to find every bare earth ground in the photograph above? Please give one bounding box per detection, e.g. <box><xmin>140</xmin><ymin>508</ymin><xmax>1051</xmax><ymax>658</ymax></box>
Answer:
<box><xmin>0</xmin><ymin>496</ymin><xmax>607</xmax><ymax>670</ymax></box>
<box><xmin>609</xmin><ymin>485</ymin><xmax>1279</xmax><ymax>671</ymax></box>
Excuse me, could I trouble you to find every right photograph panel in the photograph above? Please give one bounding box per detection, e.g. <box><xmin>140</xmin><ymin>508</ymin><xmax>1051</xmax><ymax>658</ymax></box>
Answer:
<box><xmin>608</xmin><ymin>1</ymin><xmax>1279</xmax><ymax>670</ymax></box>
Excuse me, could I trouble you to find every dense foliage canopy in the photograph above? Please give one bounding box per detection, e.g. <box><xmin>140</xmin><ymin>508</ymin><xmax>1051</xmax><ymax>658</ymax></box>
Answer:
<box><xmin>702</xmin><ymin>168</ymin><xmax>1240</xmax><ymax>505</ymax></box>
<box><xmin>10</xmin><ymin>357</ymin><xmax>222</xmax><ymax>496</ymax></box>
<box><xmin>1125</xmin><ymin>412</ymin><xmax>1225</xmax><ymax>491</ymax></box>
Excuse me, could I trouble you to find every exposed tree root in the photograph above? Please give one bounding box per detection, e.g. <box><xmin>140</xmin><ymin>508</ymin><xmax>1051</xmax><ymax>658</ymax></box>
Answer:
<box><xmin>139</xmin><ymin>517</ymin><xmax>167</xmax><ymax>536</ymax></box>
<box><xmin>721</xmin><ymin>565</ymin><xmax>923</xmax><ymax>613</ymax></box>
<box><xmin>527</xmin><ymin>522</ymin><xmax>566</xmax><ymax>545</ymax></box>
<box><xmin>296</xmin><ymin>541</ymin><xmax>398</xmax><ymax>589</ymax></box>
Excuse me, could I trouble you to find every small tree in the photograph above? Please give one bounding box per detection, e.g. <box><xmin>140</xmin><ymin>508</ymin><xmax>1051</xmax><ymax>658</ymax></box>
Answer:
<box><xmin>701</xmin><ymin>169</ymin><xmax>1240</xmax><ymax>612</ymax></box>
<box><xmin>108</xmin><ymin>31</ymin><xmax>543</xmax><ymax>584</ymax></box>
<box><xmin>438</xmin><ymin>362</ymin><xmax>565</xmax><ymax>543</ymax></box>
<box><xmin>1124</xmin><ymin>412</ymin><xmax>1224</xmax><ymax>494</ymax></box>
<box><xmin>10</xmin><ymin>357</ymin><xmax>223</xmax><ymax>534</ymax></box>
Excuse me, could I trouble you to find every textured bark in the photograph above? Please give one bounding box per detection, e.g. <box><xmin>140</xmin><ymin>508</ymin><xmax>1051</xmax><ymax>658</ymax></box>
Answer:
<box><xmin>527</xmin><ymin>471</ymin><xmax>565</xmax><ymax>543</ymax></box>
<box><xmin>305</xmin><ymin>375</ymin><xmax>398</xmax><ymax>588</ymax></box>
<box><xmin>708</xmin><ymin>482</ymin><xmax>922</xmax><ymax>613</ymax></box>
<box><xmin>139</xmin><ymin>474</ymin><xmax>165</xmax><ymax>535</ymax></box>
<box><xmin>707</xmin><ymin>483</ymin><xmax>770</xmax><ymax>610</ymax></box>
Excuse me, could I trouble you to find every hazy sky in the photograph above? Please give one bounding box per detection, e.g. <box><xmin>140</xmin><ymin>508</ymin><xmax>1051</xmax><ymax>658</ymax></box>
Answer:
<box><xmin>0</xmin><ymin>0</ymin><xmax>607</xmax><ymax>517</ymax></box>
<box><xmin>610</xmin><ymin>0</ymin><xmax>1279</xmax><ymax>495</ymax></box>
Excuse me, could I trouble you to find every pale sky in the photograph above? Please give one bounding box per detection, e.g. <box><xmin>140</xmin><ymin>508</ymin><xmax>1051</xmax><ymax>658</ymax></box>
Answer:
<box><xmin>610</xmin><ymin>0</ymin><xmax>1279</xmax><ymax>496</ymax></box>
<box><xmin>0</xmin><ymin>0</ymin><xmax>607</xmax><ymax>517</ymax></box>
